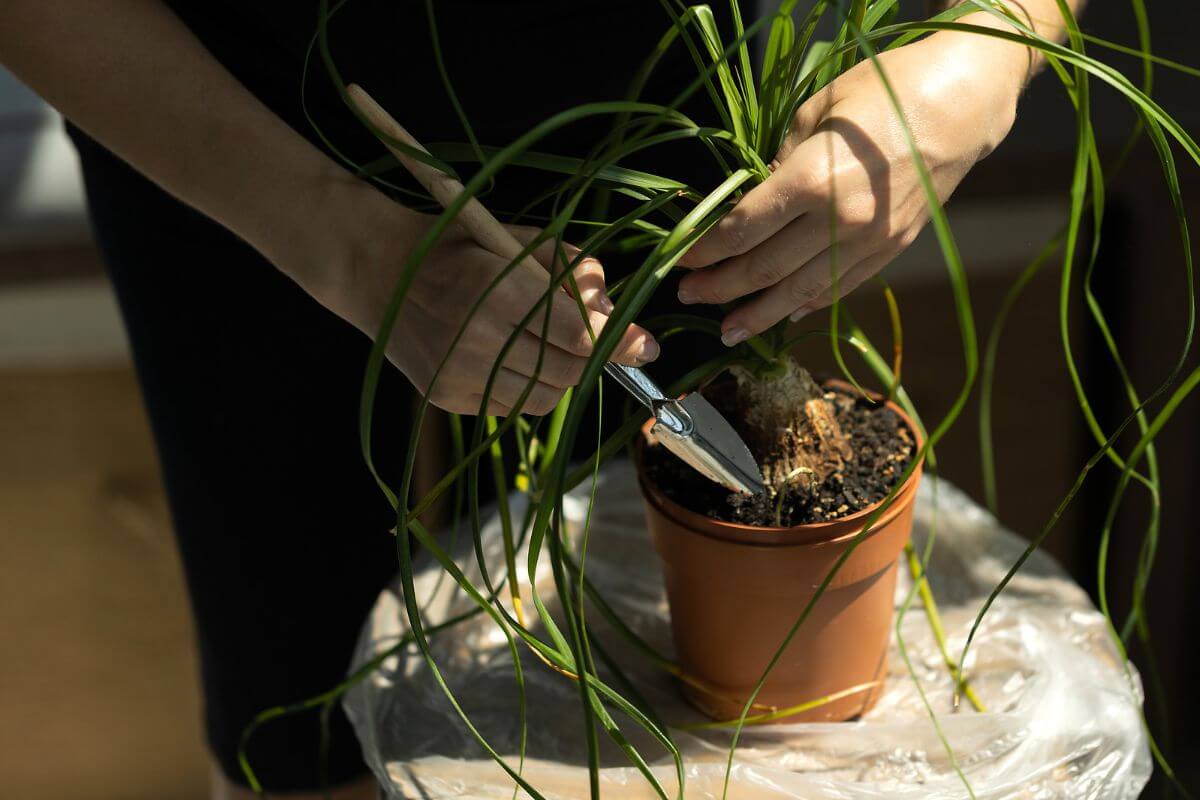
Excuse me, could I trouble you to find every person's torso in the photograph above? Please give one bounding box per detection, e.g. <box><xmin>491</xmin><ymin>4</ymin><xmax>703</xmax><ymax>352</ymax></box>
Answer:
<box><xmin>163</xmin><ymin>1</ymin><xmax>708</xmax><ymax>166</ymax></box>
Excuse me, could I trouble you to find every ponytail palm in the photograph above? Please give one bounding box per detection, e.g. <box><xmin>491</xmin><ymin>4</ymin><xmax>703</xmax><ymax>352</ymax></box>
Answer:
<box><xmin>239</xmin><ymin>1</ymin><xmax>1200</xmax><ymax>797</ymax></box>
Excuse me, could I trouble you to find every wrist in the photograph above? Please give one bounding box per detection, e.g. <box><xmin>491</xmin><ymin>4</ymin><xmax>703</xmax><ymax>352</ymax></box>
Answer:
<box><xmin>924</xmin><ymin>13</ymin><xmax>1028</xmax><ymax>154</ymax></box>
<box><xmin>934</xmin><ymin>10</ymin><xmax>1035</xmax><ymax>92</ymax></box>
<box><xmin>269</xmin><ymin>163</ymin><xmax>423</xmax><ymax>331</ymax></box>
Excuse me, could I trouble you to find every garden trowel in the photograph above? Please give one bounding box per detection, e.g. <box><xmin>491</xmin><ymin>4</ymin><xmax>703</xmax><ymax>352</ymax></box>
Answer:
<box><xmin>347</xmin><ymin>84</ymin><xmax>765</xmax><ymax>496</ymax></box>
<box><xmin>605</xmin><ymin>363</ymin><xmax>765</xmax><ymax>495</ymax></box>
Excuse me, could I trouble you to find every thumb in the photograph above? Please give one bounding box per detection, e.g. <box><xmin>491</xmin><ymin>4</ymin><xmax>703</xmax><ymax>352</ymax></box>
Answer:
<box><xmin>564</xmin><ymin>256</ymin><xmax>661</xmax><ymax>365</ymax></box>
<box><xmin>507</xmin><ymin>224</ymin><xmax>615</xmax><ymax>313</ymax></box>
<box><xmin>775</xmin><ymin>82</ymin><xmax>834</xmax><ymax>165</ymax></box>
<box><xmin>512</xmin><ymin>225</ymin><xmax>659</xmax><ymax>364</ymax></box>
<box><xmin>559</xmin><ymin>251</ymin><xmax>613</xmax><ymax>315</ymax></box>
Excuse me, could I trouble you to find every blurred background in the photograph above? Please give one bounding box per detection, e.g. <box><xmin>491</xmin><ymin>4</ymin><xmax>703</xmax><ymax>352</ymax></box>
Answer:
<box><xmin>0</xmin><ymin>69</ymin><xmax>209</xmax><ymax>796</ymax></box>
<box><xmin>1</xmin><ymin>2</ymin><xmax>1198</xmax><ymax>798</ymax></box>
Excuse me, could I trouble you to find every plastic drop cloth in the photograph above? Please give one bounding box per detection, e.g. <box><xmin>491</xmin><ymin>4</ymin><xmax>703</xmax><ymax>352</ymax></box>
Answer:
<box><xmin>345</xmin><ymin>462</ymin><xmax>1150</xmax><ymax>799</ymax></box>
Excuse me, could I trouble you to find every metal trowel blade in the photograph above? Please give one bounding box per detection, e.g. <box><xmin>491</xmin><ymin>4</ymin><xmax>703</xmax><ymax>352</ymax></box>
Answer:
<box><xmin>652</xmin><ymin>392</ymin><xmax>765</xmax><ymax>495</ymax></box>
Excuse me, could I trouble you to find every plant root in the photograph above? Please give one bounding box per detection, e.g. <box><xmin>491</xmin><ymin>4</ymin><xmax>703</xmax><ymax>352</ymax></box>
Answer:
<box><xmin>732</xmin><ymin>359</ymin><xmax>854</xmax><ymax>497</ymax></box>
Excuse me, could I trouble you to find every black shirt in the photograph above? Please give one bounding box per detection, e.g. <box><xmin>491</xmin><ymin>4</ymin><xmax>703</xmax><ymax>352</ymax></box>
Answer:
<box><xmin>161</xmin><ymin>1</ymin><xmax>712</xmax><ymax>199</ymax></box>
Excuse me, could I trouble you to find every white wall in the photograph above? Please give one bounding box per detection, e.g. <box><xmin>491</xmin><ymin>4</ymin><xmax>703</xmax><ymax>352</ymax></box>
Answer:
<box><xmin>0</xmin><ymin>69</ymin><xmax>127</xmax><ymax>367</ymax></box>
<box><xmin>0</xmin><ymin>69</ymin><xmax>90</xmax><ymax>249</ymax></box>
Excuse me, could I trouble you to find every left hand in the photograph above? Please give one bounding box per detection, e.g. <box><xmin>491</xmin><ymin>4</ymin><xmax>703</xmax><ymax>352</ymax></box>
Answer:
<box><xmin>676</xmin><ymin>19</ymin><xmax>1029</xmax><ymax>345</ymax></box>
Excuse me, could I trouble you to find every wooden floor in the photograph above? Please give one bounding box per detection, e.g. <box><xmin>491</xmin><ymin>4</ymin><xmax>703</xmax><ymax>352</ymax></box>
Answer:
<box><xmin>0</xmin><ymin>366</ymin><xmax>209</xmax><ymax>799</ymax></box>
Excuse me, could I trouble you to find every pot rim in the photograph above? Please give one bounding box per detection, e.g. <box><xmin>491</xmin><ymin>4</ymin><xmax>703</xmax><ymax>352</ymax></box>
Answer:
<box><xmin>634</xmin><ymin>378</ymin><xmax>925</xmax><ymax>548</ymax></box>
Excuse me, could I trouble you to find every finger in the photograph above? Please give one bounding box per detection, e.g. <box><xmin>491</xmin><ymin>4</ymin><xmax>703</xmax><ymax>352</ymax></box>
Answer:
<box><xmin>560</xmin><ymin>254</ymin><xmax>612</xmax><ymax>314</ymax></box>
<box><xmin>677</xmin><ymin>158</ymin><xmax>820</xmax><ymax>269</ymax></box>
<box><xmin>774</xmin><ymin>83</ymin><xmax>836</xmax><ymax>165</ymax></box>
<box><xmin>508</xmin><ymin>272</ymin><xmax>659</xmax><ymax>365</ymax></box>
<box><xmin>501</xmin><ymin>330</ymin><xmax>587</xmax><ymax>389</ymax></box>
<box><xmin>671</xmin><ymin>83</ymin><xmax>844</xmax><ymax>271</ymax></box>
<box><xmin>543</xmin><ymin>296</ymin><xmax>661</xmax><ymax>366</ymax></box>
<box><xmin>553</xmin><ymin>258</ymin><xmax>659</xmax><ymax>361</ymax></box>
<box><xmin>793</xmin><ymin>252</ymin><xmax>894</xmax><ymax>319</ymax></box>
<box><xmin>605</xmin><ymin>316</ymin><xmax>661</xmax><ymax>367</ymax></box>
<box><xmin>451</xmin><ymin>394</ymin><xmax>511</xmax><ymax>417</ymax></box>
<box><xmin>492</xmin><ymin>367</ymin><xmax>567</xmax><ymax>417</ymax></box>
<box><xmin>426</xmin><ymin>383</ymin><xmax>509</xmax><ymax>417</ymax></box>
<box><xmin>475</xmin><ymin>399</ymin><xmax>514</xmax><ymax>417</ymax></box>
<box><xmin>677</xmin><ymin>213</ymin><xmax>831</xmax><ymax>305</ymax></box>
<box><xmin>501</xmin><ymin>228</ymin><xmax>659</xmax><ymax>364</ymax></box>
<box><xmin>478</xmin><ymin>396</ymin><xmax>515</xmax><ymax>417</ymax></box>
<box><xmin>508</xmin><ymin>227</ymin><xmax>614</xmax><ymax>313</ymax></box>
<box><xmin>719</xmin><ymin>242</ymin><xmax>874</xmax><ymax>342</ymax></box>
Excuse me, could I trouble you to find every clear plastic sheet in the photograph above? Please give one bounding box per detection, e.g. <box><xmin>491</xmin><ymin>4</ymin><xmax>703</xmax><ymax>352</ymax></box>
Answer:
<box><xmin>345</xmin><ymin>462</ymin><xmax>1150</xmax><ymax>799</ymax></box>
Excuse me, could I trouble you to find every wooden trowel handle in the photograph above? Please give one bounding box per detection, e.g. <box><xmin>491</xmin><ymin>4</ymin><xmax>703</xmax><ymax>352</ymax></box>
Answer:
<box><xmin>345</xmin><ymin>83</ymin><xmax>532</xmax><ymax>269</ymax></box>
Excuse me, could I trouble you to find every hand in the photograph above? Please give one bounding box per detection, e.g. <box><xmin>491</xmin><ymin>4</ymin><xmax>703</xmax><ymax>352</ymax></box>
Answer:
<box><xmin>289</xmin><ymin>183</ymin><xmax>659</xmax><ymax>416</ymax></box>
<box><xmin>676</xmin><ymin>19</ymin><xmax>1028</xmax><ymax>345</ymax></box>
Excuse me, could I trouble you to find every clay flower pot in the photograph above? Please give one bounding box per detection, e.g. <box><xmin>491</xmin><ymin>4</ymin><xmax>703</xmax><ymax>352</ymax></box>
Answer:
<box><xmin>635</xmin><ymin>386</ymin><xmax>923</xmax><ymax>722</ymax></box>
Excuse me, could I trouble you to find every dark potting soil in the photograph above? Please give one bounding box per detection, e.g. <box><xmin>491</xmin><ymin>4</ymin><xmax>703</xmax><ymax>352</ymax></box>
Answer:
<box><xmin>642</xmin><ymin>388</ymin><xmax>914</xmax><ymax>527</ymax></box>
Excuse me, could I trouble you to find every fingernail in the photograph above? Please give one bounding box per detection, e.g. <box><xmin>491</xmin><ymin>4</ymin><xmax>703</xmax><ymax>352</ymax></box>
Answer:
<box><xmin>789</xmin><ymin>307</ymin><xmax>810</xmax><ymax>322</ymax></box>
<box><xmin>677</xmin><ymin>287</ymin><xmax>697</xmax><ymax>305</ymax></box>
<box><xmin>721</xmin><ymin>327</ymin><xmax>748</xmax><ymax>347</ymax></box>
<box><xmin>598</xmin><ymin>294</ymin><xmax>615</xmax><ymax>314</ymax></box>
<box><xmin>638</xmin><ymin>338</ymin><xmax>661</xmax><ymax>363</ymax></box>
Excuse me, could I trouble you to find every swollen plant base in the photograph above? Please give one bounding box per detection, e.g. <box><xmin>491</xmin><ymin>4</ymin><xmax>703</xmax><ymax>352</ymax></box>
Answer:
<box><xmin>731</xmin><ymin>360</ymin><xmax>853</xmax><ymax>489</ymax></box>
<box><xmin>636</xmin><ymin>381</ymin><xmax>923</xmax><ymax>723</ymax></box>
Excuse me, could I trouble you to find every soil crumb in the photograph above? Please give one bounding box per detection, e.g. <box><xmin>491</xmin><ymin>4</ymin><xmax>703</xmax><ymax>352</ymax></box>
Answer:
<box><xmin>643</xmin><ymin>386</ymin><xmax>914</xmax><ymax>527</ymax></box>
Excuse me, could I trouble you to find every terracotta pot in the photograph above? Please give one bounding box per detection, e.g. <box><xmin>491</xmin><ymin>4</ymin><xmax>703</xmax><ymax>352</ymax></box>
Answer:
<box><xmin>635</xmin><ymin>382</ymin><xmax>923</xmax><ymax>722</ymax></box>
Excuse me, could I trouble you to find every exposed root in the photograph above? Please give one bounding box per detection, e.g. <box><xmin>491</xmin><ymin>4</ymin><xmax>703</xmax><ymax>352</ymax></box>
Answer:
<box><xmin>731</xmin><ymin>359</ymin><xmax>853</xmax><ymax>499</ymax></box>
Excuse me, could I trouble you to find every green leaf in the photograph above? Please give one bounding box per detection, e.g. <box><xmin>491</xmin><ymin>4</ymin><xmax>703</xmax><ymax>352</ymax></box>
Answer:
<box><xmin>693</xmin><ymin>5</ymin><xmax>752</xmax><ymax>146</ymax></box>
<box><xmin>426</xmin><ymin>142</ymin><xmax>688</xmax><ymax>192</ymax></box>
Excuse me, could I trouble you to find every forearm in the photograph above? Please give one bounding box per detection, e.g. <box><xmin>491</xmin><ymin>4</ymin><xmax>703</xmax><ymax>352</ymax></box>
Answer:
<box><xmin>0</xmin><ymin>1</ymin><xmax>394</xmax><ymax>301</ymax></box>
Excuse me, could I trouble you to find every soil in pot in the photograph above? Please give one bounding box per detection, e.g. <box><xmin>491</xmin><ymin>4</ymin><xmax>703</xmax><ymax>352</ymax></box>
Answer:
<box><xmin>642</xmin><ymin>367</ymin><xmax>915</xmax><ymax>526</ymax></box>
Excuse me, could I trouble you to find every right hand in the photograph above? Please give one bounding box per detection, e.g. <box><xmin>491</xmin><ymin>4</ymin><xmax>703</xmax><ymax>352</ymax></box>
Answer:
<box><xmin>291</xmin><ymin>182</ymin><xmax>660</xmax><ymax>416</ymax></box>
